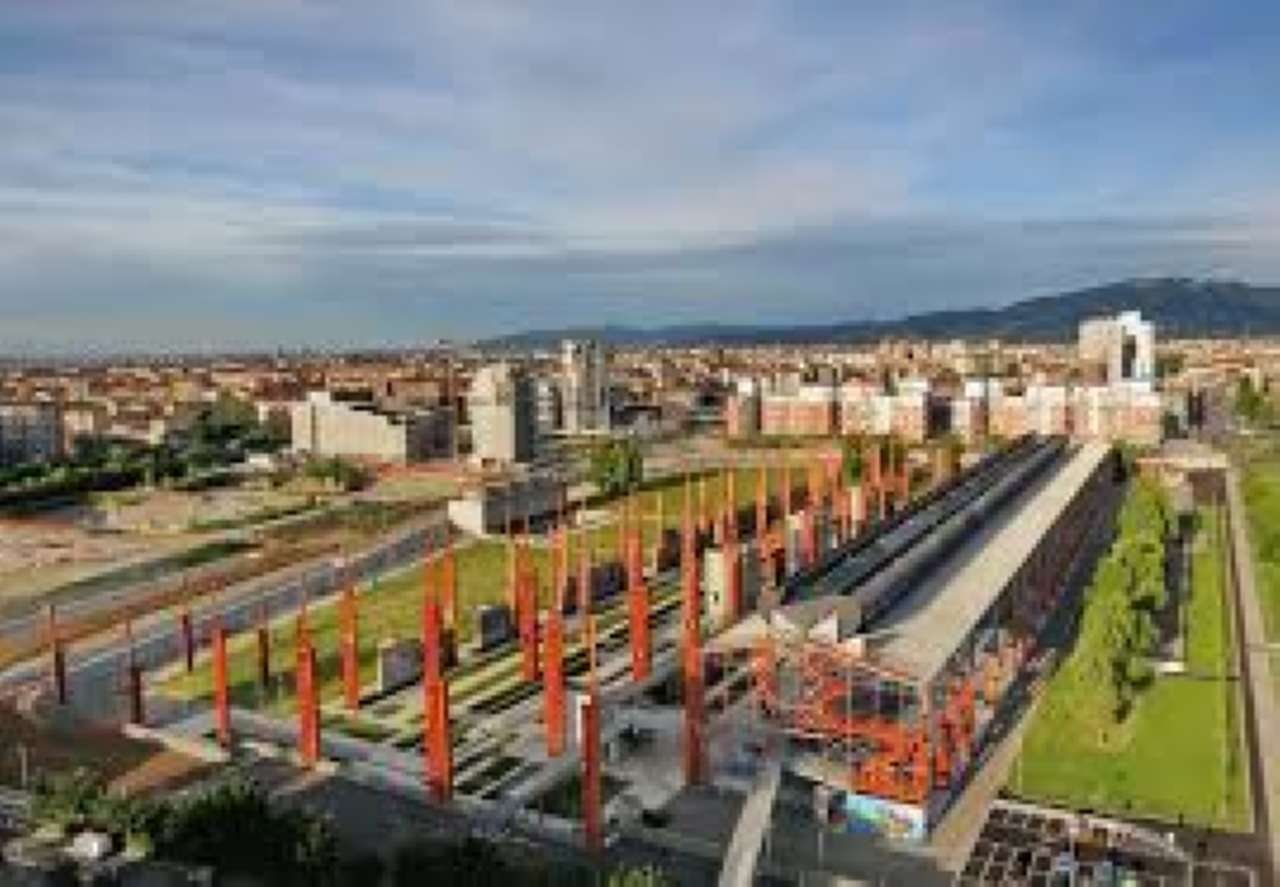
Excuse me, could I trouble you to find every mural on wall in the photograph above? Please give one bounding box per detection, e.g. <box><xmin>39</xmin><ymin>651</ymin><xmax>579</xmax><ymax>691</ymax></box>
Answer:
<box><xmin>843</xmin><ymin>792</ymin><xmax>927</xmax><ymax>842</ymax></box>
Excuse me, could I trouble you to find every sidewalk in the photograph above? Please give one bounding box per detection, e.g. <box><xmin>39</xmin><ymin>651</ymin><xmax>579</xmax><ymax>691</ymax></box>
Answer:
<box><xmin>1225</xmin><ymin>466</ymin><xmax>1280</xmax><ymax>884</ymax></box>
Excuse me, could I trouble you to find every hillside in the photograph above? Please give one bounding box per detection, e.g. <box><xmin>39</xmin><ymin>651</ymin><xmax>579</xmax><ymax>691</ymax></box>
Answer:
<box><xmin>484</xmin><ymin>278</ymin><xmax>1280</xmax><ymax>348</ymax></box>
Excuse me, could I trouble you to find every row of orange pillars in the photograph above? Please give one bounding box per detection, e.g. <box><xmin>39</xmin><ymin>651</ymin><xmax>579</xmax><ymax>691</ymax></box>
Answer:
<box><xmin>42</xmin><ymin>439</ymin><xmax>933</xmax><ymax>852</ymax></box>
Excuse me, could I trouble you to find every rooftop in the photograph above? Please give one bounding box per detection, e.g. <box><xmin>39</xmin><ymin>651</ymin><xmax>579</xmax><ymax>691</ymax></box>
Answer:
<box><xmin>867</xmin><ymin>442</ymin><xmax>1109</xmax><ymax>683</ymax></box>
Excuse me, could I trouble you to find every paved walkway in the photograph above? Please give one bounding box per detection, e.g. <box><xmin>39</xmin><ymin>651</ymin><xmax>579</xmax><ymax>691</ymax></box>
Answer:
<box><xmin>1225</xmin><ymin>467</ymin><xmax>1280</xmax><ymax>884</ymax></box>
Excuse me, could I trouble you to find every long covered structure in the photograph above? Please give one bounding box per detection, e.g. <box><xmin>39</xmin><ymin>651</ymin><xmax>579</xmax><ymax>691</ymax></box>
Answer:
<box><xmin>734</xmin><ymin>440</ymin><xmax>1115</xmax><ymax>840</ymax></box>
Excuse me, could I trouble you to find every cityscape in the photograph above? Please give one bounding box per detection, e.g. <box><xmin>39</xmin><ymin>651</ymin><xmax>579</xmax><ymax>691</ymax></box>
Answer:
<box><xmin>3</xmin><ymin>4</ymin><xmax>1280</xmax><ymax>887</ymax></box>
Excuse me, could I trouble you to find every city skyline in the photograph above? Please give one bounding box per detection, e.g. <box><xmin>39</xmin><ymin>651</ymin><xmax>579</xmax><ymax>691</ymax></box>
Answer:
<box><xmin>3</xmin><ymin>2</ymin><xmax>1280</xmax><ymax>350</ymax></box>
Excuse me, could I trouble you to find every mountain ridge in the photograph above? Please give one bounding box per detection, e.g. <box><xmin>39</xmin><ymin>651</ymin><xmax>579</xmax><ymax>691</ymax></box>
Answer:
<box><xmin>483</xmin><ymin>278</ymin><xmax>1280</xmax><ymax>348</ymax></box>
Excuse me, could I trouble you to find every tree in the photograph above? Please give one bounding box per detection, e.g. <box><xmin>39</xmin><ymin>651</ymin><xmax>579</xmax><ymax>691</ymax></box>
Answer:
<box><xmin>589</xmin><ymin>438</ymin><xmax>643</xmax><ymax>498</ymax></box>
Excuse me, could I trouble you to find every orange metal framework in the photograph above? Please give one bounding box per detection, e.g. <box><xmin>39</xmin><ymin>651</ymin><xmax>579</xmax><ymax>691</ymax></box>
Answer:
<box><xmin>746</xmin><ymin>447</ymin><xmax>1111</xmax><ymax>811</ymax></box>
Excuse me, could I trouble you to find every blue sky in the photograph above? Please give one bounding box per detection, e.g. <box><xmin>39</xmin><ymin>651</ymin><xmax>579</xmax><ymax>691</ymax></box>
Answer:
<box><xmin>2</xmin><ymin>2</ymin><xmax>1279</xmax><ymax>350</ymax></box>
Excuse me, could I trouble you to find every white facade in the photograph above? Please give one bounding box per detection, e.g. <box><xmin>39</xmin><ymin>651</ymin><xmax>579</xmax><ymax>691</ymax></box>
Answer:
<box><xmin>469</xmin><ymin>363</ymin><xmax>537</xmax><ymax>466</ymax></box>
<box><xmin>1078</xmin><ymin>311</ymin><xmax>1155</xmax><ymax>387</ymax></box>
<box><xmin>561</xmin><ymin>339</ymin><xmax>610</xmax><ymax>434</ymax></box>
<box><xmin>290</xmin><ymin>391</ymin><xmax>451</xmax><ymax>463</ymax></box>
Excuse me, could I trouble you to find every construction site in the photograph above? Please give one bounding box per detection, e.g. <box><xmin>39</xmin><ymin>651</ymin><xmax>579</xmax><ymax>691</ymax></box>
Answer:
<box><xmin>18</xmin><ymin>433</ymin><xmax>1122</xmax><ymax>883</ymax></box>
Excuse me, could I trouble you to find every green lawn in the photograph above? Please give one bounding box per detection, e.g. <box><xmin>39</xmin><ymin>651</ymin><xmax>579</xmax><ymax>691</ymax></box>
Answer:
<box><xmin>1239</xmin><ymin>448</ymin><xmax>1280</xmax><ymax>646</ymax></box>
<box><xmin>1010</xmin><ymin>505</ymin><xmax>1251</xmax><ymax>830</ymax></box>
<box><xmin>160</xmin><ymin>468</ymin><xmax>767</xmax><ymax>712</ymax></box>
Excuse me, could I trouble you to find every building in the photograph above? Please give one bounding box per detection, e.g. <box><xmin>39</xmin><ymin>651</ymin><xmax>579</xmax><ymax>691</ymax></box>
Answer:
<box><xmin>290</xmin><ymin>391</ymin><xmax>454</xmax><ymax>463</ymax></box>
<box><xmin>446</xmin><ymin>473</ymin><xmax>566</xmax><ymax>536</ymax></box>
<box><xmin>725</xmin><ymin>378</ymin><xmax>762</xmax><ymax>438</ymax></box>
<box><xmin>561</xmin><ymin>339</ymin><xmax>610</xmax><ymax>434</ymax></box>
<box><xmin>0</xmin><ymin>401</ymin><xmax>63</xmax><ymax>465</ymax></box>
<box><xmin>469</xmin><ymin>363</ymin><xmax>537</xmax><ymax>466</ymax></box>
<box><xmin>761</xmin><ymin>379</ymin><xmax>837</xmax><ymax>437</ymax></box>
<box><xmin>725</xmin><ymin>440</ymin><xmax>1114</xmax><ymax>840</ymax></box>
<box><xmin>534</xmin><ymin>377</ymin><xmax>563</xmax><ymax>436</ymax></box>
<box><xmin>1079</xmin><ymin>311</ymin><xmax>1155</xmax><ymax>386</ymax></box>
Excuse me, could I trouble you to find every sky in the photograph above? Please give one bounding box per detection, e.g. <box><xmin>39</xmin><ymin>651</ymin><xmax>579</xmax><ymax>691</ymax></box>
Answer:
<box><xmin>2</xmin><ymin>1</ymin><xmax>1280</xmax><ymax>351</ymax></box>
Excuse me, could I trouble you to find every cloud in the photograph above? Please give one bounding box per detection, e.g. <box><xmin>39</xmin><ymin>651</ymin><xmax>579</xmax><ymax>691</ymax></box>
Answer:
<box><xmin>0</xmin><ymin>1</ymin><xmax>1279</xmax><ymax>349</ymax></box>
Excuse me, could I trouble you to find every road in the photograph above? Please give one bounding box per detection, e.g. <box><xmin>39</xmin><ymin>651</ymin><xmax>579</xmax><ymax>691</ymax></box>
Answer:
<box><xmin>1226</xmin><ymin>466</ymin><xmax>1280</xmax><ymax>884</ymax></box>
<box><xmin>0</xmin><ymin>511</ymin><xmax>449</xmax><ymax>721</ymax></box>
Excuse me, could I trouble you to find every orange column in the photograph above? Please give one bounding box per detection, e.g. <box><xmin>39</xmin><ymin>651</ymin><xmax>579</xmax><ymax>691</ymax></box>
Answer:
<box><xmin>212</xmin><ymin>623</ymin><xmax>231</xmax><ymax>747</ymax></box>
<box><xmin>180</xmin><ymin>608</ymin><xmax>195</xmax><ymax>673</ymax></box>
<box><xmin>296</xmin><ymin>628</ymin><xmax>320</xmax><ymax>767</ymax></box>
<box><xmin>582</xmin><ymin>691</ymin><xmax>603</xmax><ymax>853</ymax></box>
<box><xmin>341</xmin><ymin>584</ymin><xmax>360</xmax><ymax>712</ymax></box>
<box><xmin>47</xmin><ymin>605</ymin><xmax>67</xmax><ymax>706</ymax></box>
<box><xmin>544</xmin><ymin>608</ymin><xmax>566</xmax><ymax>757</ymax></box>
<box><xmin>519</xmin><ymin>559</ymin><xmax>540</xmax><ymax>682</ymax></box>
<box><xmin>256</xmin><ymin>606</ymin><xmax>271</xmax><ymax>692</ymax></box>
<box><xmin>628</xmin><ymin>526</ymin><xmax>651</xmax><ymax>682</ymax></box>
<box><xmin>682</xmin><ymin>491</ymin><xmax>706</xmax><ymax>786</ymax></box>
<box><xmin>422</xmin><ymin>578</ymin><xmax>453</xmax><ymax>801</ymax></box>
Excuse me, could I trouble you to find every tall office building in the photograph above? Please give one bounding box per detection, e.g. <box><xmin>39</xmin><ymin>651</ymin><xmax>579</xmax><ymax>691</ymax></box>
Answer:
<box><xmin>1078</xmin><ymin>311</ymin><xmax>1155</xmax><ymax>387</ymax></box>
<box><xmin>469</xmin><ymin>363</ymin><xmax>537</xmax><ymax>466</ymax></box>
<box><xmin>0</xmin><ymin>401</ymin><xmax>64</xmax><ymax>465</ymax></box>
<box><xmin>561</xmin><ymin>339</ymin><xmax>609</xmax><ymax>434</ymax></box>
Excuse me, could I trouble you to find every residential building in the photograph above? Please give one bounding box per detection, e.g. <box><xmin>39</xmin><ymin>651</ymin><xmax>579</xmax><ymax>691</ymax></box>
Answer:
<box><xmin>0</xmin><ymin>401</ymin><xmax>63</xmax><ymax>465</ymax></box>
<box><xmin>469</xmin><ymin>363</ymin><xmax>537</xmax><ymax>466</ymax></box>
<box><xmin>290</xmin><ymin>391</ymin><xmax>453</xmax><ymax>463</ymax></box>
<box><xmin>1079</xmin><ymin>310</ymin><xmax>1156</xmax><ymax>386</ymax></box>
<box><xmin>561</xmin><ymin>339</ymin><xmax>610</xmax><ymax>434</ymax></box>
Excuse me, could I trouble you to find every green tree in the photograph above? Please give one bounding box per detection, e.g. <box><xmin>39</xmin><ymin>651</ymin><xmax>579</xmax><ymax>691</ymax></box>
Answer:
<box><xmin>589</xmin><ymin>438</ymin><xmax>644</xmax><ymax>497</ymax></box>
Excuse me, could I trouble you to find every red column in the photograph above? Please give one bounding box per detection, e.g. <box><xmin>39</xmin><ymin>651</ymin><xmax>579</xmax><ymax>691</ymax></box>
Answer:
<box><xmin>726</xmin><ymin>531</ymin><xmax>742</xmax><ymax>622</ymax></box>
<box><xmin>628</xmin><ymin>527</ymin><xmax>651</xmax><ymax>682</ymax></box>
<box><xmin>422</xmin><ymin>585</ymin><xmax>452</xmax><ymax>801</ymax></box>
<box><xmin>128</xmin><ymin>660</ymin><xmax>145</xmax><ymax>721</ymax></box>
<box><xmin>296</xmin><ymin>632</ymin><xmax>320</xmax><ymax>767</ymax></box>
<box><xmin>682</xmin><ymin>499</ymin><xmax>706</xmax><ymax>786</ymax></box>
<box><xmin>212</xmin><ymin>624</ymin><xmax>230</xmax><ymax>746</ymax></box>
<box><xmin>519</xmin><ymin>563</ymin><xmax>539</xmax><ymax>682</ymax></box>
<box><xmin>180</xmin><ymin>609</ymin><xmax>195</xmax><ymax>673</ymax></box>
<box><xmin>544</xmin><ymin>609</ymin><xmax>566</xmax><ymax>757</ymax></box>
<box><xmin>341</xmin><ymin>584</ymin><xmax>360</xmax><ymax>712</ymax></box>
<box><xmin>802</xmin><ymin>505</ymin><xmax>817</xmax><ymax>568</ymax></box>
<box><xmin>256</xmin><ymin>614</ymin><xmax>271</xmax><ymax>692</ymax></box>
<box><xmin>582</xmin><ymin>691</ymin><xmax>603</xmax><ymax>853</ymax></box>
<box><xmin>47</xmin><ymin>605</ymin><xmax>67</xmax><ymax>706</ymax></box>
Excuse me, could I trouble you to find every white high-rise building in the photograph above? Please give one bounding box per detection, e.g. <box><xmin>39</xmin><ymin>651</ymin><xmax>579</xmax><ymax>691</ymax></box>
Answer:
<box><xmin>561</xmin><ymin>339</ymin><xmax>610</xmax><ymax>434</ymax></box>
<box><xmin>469</xmin><ymin>363</ymin><xmax>537</xmax><ymax>466</ymax></box>
<box><xmin>1078</xmin><ymin>311</ymin><xmax>1155</xmax><ymax>387</ymax></box>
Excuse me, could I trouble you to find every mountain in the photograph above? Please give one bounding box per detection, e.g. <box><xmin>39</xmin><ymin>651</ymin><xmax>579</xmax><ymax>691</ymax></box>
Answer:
<box><xmin>483</xmin><ymin>278</ymin><xmax>1280</xmax><ymax>348</ymax></box>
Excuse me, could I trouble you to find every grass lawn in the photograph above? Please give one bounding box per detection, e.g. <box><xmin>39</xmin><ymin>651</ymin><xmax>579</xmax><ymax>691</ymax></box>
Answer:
<box><xmin>1238</xmin><ymin>445</ymin><xmax>1280</xmax><ymax>646</ymax></box>
<box><xmin>1009</xmin><ymin>504</ymin><xmax>1251</xmax><ymax>831</ymax></box>
<box><xmin>159</xmin><ymin>468</ymin><xmax>767</xmax><ymax>712</ymax></box>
